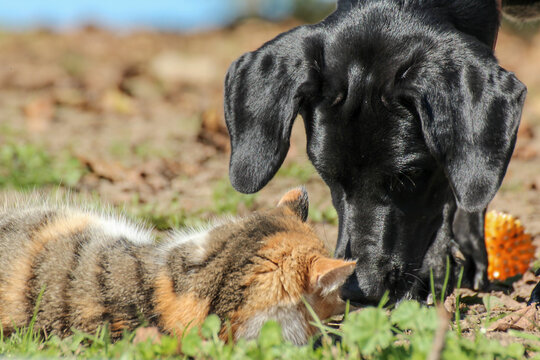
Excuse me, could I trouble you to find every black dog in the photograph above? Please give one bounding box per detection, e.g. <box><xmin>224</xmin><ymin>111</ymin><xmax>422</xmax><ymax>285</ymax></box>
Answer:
<box><xmin>224</xmin><ymin>0</ymin><xmax>528</xmax><ymax>305</ymax></box>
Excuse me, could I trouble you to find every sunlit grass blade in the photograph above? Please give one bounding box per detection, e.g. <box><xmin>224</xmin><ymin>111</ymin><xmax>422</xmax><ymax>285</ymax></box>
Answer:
<box><xmin>23</xmin><ymin>286</ymin><xmax>46</xmax><ymax>346</ymax></box>
<box><xmin>301</xmin><ymin>297</ymin><xmax>342</xmax><ymax>340</ymax></box>
<box><xmin>378</xmin><ymin>290</ymin><xmax>390</xmax><ymax>309</ymax></box>
<box><xmin>455</xmin><ymin>266</ymin><xmax>465</xmax><ymax>336</ymax></box>
<box><xmin>440</xmin><ymin>255</ymin><xmax>451</xmax><ymax>303</ymax></box>
<box><xmin>430</xmin><ymin>268</ymin><xmax>437</xmax><ymax>305</ymax></box>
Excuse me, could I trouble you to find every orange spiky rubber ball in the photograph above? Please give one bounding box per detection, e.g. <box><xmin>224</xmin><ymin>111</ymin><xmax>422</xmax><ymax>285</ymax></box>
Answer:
<box><xmin>485</xmin><ymin>211</ymin><xmax>535</xmax><ymax>281</ymax></box>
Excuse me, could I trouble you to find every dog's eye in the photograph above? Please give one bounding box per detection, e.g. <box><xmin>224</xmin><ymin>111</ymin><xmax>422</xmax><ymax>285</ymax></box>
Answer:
<box><xmin>407</xmin><ymin>169</ymin><xmax>423</xmax><ymax>178</ymax></box>
<box><xmin>331</xmin><ymin>92</ymin><xmax>345</xmax><ymax>107</ymax></box>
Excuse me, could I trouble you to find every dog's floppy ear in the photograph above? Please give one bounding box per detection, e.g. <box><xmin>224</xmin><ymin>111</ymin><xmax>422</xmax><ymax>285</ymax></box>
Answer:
<box><xmin>224</xmin><ymin>27</ymin><xmax>319</xmax><ymax>194</ymax></box>
<box><xmin>409</xmin><ymin>48</ymin><xmax>526</xmax><ymax>211</ymax></box>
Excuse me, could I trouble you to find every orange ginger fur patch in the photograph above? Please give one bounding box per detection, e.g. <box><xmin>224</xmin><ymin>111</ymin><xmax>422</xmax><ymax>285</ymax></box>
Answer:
<box><xmin>226</xmin><ymin>231</ymin><xmax>319</xmax><ymax>339</ymax></box>
<box><xmin>277</xmin><ymin>189</ymin><xmax>304</xmax><ymax>207</ymax></box>
<box><xmin>228</xmin><ymin>229</ymin><xmax>351</xmax><ymax>341</ymax></box>
<box><xmin>154</xmin><ymin>271</ymin><xmax>210</xmax><ymax>335</ymax></box>
<box><xmin>257</xmin><ymin>231</ymin><xmax>325</xmax><ymax>300</ymax></box>
<box><xmin>308</xmin><ymin>257</ymin><xmax>355</xmax><ymax>319</ymax></box>
<box><xmin>110</xmin><ymin>319</ymin><xmax>129</xmax><ymax>335</ymax></box>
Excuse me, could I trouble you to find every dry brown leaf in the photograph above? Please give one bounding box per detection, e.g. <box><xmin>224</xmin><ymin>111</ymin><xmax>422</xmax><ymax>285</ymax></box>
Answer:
<box><xmin>513</xmin><ymin>271</ymin><xmax>540</xmax><ymax>300</ymax></box>
<box><xmin>521</xmin><ymin>271</ymin><xmax>537</xmax><ymax>284</ymax></box>
<box><xmin>486</xmin><ymin>294</ymin><xmax>525</xmax><ymax>311</ymax></box>
<box><xmin>79</xmin><ymin>157</ymin><xmax>130</xmax><ymax>183</ymax></box>
<box><xmin>488</xmin><ymin>304</ymin><xmax>540</xmax><ymax>332</ymax></box>
<box><xmin>78</xmin><ymin>157</ymin><xmax>185</xmax><ymax>202</ymax></box>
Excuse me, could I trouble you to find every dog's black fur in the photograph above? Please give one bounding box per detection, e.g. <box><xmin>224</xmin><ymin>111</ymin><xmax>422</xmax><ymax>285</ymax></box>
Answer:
<box><xmin>224</xmin><ymin>0</ymin><xmax>528</xmax><ymax>305</ymax></box>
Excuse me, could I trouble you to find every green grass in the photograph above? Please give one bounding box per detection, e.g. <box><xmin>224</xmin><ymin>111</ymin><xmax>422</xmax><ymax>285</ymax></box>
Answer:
<box><xmin>1</xmin><ymin>326</ymin><xmax>180</xmax><ymax>359</ymax></box>
<box><xmin>276</xmin><ymin>161</ymin><xmax>317</xmax><ymax>183</ymax></box>
<box><xmin>125</xmin><ymin>195</ymin><xmax>206</xmax><ymax>231</ymax></box>
<box><xmin>212</xmin><ymin>179</ymin><xmax>257</xmax><ymax>215</ymax></box>
<box><xmin>309</xmin><ymin>205</ymin><xmax>338</xmax><ymax>225</ymax></box>
<box><xmin>1</xmin><ymin>301</ymin><xmax>534</xmax><ymax>359</ymax></box>
<box><xmin>0</xmin><ymin>142</ymin><xmax>86</xmax><ymax>189</ymax></box>
<box><xmin>0</xmin><ymin>138</ymin><xmax>536</xmax><ymax>359</ymax></box>
<box><xmin>108</xmin><ymin>140</ymin><xmax>174</xmax><ymax>162</ymax></box>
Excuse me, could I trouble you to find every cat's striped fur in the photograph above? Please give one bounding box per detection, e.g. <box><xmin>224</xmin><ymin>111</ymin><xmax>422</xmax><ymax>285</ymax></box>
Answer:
<box><xmin>0</xmin><ymin>188</ymin><xmax>355</xmax><ymax>345</ymax></box>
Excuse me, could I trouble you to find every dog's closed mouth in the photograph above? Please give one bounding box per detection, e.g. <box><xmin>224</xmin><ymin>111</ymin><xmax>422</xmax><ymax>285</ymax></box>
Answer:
<box><xmin>340</xmin><ymin>282</ymin><xmax>383</xmax><ymax>308</ymax></box>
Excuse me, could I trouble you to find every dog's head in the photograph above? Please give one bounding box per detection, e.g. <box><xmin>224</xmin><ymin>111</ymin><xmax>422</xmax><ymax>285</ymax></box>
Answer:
<box><xmin>224</xmin><ymin>1</ymin><xmax>526</xmax><ymax>304</ymax></box>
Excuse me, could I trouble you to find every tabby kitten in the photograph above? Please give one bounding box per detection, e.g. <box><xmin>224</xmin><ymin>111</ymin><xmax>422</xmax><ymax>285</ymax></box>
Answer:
<box><xmin>0</xmin><ymin>188</ymin><xmax>355</xmax><ymax>345</ymax></box>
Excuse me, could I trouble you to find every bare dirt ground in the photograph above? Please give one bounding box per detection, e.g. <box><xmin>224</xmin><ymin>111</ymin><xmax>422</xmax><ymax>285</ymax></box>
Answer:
<box><xmin>0</xmin><ymin>19</ymin><xmax>539</xmax><ymax>344</ymax></box>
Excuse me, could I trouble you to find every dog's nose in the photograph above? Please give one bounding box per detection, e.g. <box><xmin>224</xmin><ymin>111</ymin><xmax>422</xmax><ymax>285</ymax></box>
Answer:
<box><xmin>340</xmin><ymin>274</ymin><xmax>383</xmax><ymax>306</ymax></box>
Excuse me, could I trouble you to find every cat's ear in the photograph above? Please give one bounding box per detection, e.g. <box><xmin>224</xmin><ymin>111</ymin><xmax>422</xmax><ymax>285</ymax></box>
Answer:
<box><xmin>277</xmin><ymin>187</ymin><xmax>309</xmax><ymax>222</ymax></box>
<box><xmin>310</xmin><ymin>257</ymin><xmax>356</xmax><ymax>295</ymax></box>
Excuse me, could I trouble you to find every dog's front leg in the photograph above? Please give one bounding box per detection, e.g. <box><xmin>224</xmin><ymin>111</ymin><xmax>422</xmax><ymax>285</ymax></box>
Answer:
<box><xmin>413</xmin><ymin>202</ymin><xmax>459</xmax><ymax>302</ymax></box>
<box><xmin>452</xmin><ymin>208</ymin><xmax>488</xmax><ymax>290</ymax></box>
